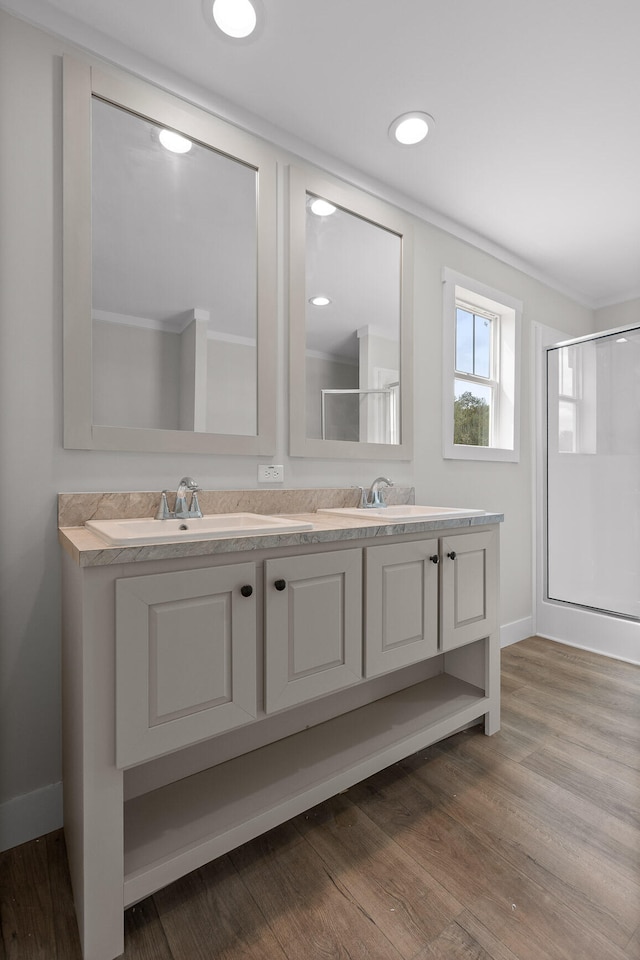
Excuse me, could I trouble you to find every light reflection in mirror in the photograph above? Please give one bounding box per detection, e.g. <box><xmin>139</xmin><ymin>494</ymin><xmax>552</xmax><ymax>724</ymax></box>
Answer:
<box><xmin>91</xmin><ymin>97</ymin><xmax>258</xmax><ymax>436</ymax></box>
<box><xmin>304</xmin><ymin>193</ymin><xmax>402</xmax><ymax>443</ymax></box>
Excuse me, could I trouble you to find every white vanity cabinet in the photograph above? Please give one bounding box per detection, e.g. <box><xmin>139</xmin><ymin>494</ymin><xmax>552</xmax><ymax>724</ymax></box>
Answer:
<box><xmin>363</xmin><ymin>528</ymin><xmax>497</xmax><ymax>676</ymax></box>
<box><xmin>264</xmin><ymin>549</ymin><xmax>362</xmax><ymax>713</ymax></box>
<box><xmin>364</xmin><ymin>538</ymin><xmax>439</xmax><ymax>677</ymax></box>
<box><xmin>115</xmin><ymin>563</ymin><xmax>258</xmax><ymax>768</ymax></box>
<box><xmin>60</xmin><ymin>519</ymin><xmax>501</xmax><ymax>960</ymax></box>
<box><xmin>440</xmin><ymin>530</ymin><xmax>497</xmax><ymax>652</ymax></box>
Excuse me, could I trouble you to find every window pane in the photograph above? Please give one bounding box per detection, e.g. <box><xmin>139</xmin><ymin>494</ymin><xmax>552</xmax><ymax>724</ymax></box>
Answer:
<box><xmin>474</xmin><ymin>315</ymin><xmax>492</xmax><ymax>378</ymax></box>
<box><xmin>456</xmin><ymin>308</ymin><xmax>474</xmax><ymax>373</ymax></box>
<box><xmin>454</xmin><ymin>379</ymin><xmax>491</xmax><ymax>446</ymax></box>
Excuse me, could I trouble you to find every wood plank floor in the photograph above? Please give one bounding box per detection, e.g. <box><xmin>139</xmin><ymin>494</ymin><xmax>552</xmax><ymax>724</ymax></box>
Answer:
<box><xmin>2</xmin><ymin>636</ymin><xmax>639</xmax><ymax>959</ymax></box>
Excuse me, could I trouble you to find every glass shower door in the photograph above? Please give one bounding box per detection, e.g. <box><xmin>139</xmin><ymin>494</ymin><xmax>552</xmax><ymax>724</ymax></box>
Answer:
<box><xmin>546</xmin><ymin>326</ymin><xmax>640</xmax><ymax>620</ymax></box>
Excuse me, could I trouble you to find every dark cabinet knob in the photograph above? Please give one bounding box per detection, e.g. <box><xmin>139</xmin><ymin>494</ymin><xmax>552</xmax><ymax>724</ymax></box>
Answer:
<box><xmin>447</xmin><ymin>551</ymin><xmax>457</xmax><ymax>560</ymax></box>
<box><xmin>430</xmin><ymin>554</ymin><xmax>439</xmax><ymax>564</ymax></box>
<box><xmin>240</xmin><ymin>584</ymin><xmax>253</xmax><ymax>598</ymax></box>
<box><xmin>274</xmin><ymin>579</ymin><xmax>287</xmax><ymax>591</ymax></box>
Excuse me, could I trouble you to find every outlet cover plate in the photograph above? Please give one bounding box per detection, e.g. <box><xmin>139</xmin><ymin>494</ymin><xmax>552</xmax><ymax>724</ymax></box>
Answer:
<box><xmin>258</xmin><ymin>464</ymin><xmax>284</xmax><ymax>483</ymax></box>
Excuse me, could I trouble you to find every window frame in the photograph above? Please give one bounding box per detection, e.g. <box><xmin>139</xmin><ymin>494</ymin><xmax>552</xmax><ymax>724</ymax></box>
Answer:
<box><xmin>442</xmin><ymin>267</ymin><xmax>522</xmax><ymax>462</ymax></box>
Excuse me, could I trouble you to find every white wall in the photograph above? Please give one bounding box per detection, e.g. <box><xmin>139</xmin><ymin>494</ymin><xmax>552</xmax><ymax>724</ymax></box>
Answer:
<box><xmin>206</xmin><ymin>339</ymin><xmax>257</xmax><ymax>437</ymax></box>
<box><xmin>93</xmin><ymin>322</ymin><xmax>181</xmax><ymax>429</ymax></box>
<box><xmin>594</xmin><ymin>297</ymin><xmax>640</xmax><ymax>330</ymax></box>
<box><xmin>410</xmin><ymin>228</ymin><xmax>594</xmax><ymax>636</ymax></box>
<box><xmin>0</xmin><ymin>9</ymin><xmax>595</xmax><ymax>849</ymax></box>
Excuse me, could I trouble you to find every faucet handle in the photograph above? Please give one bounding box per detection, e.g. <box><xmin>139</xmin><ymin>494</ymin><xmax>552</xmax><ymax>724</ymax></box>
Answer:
<box><xmin>352</xmin><ymin>485</ymin><xmax>367</xmax><ymax>509</ymax></box>
<box><xmin>188</xmin><ymin>490</ymin><xmax>203</xmax><ymax>518</ymax></box>
<box><xmin>155</xmin><ymin>491</ymin><xmax>171</xmax><ymax>520</ymax></box>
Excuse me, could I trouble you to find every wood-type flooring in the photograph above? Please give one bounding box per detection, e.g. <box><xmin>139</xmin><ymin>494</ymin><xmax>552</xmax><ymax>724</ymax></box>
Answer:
<box><xmin>1</xmin><ymin>636</ymin><xmax>639</xmax><ymax>959</ymax></box>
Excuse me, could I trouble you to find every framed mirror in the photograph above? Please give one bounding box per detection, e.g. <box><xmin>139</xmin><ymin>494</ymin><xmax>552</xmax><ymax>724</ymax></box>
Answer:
<box><xmin>63</xmin><ymin>57</ymin><xmax>277</xmax><ymax>454</ymax></box>
<box><xmin>288</xmin><ymin>165</ymin><xmax>413</xmax><ymax>459</ymax></box>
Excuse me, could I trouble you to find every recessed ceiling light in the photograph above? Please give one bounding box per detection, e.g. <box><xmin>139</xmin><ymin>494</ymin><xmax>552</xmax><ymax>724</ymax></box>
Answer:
<box><xmin>159</xmin><ymin>129</ymin><xmax>192</xmax><ymax>154</ymax></box>
<box><xmin>616</xmin><ymin>337</ymin><xmax>628</xmax><ymax>343</ymax></box>
<box><xmin>309</xmin><ymin>198</ymin><xmax>337</xmax><ymax>217</ymax></box>
<box><xmin>211</xmin><ymin>0</ymin><xmax>257</xmax><ymax>38</ymax></box>
<box><xmin>389</xmin><ymin>112</ymin><xmax>435</xmax><ymax>145</ymax></box>
<box><xmin>309</xmin><ymin>296</ymin><xmax>331</xmax><ymax>307</ymax></box>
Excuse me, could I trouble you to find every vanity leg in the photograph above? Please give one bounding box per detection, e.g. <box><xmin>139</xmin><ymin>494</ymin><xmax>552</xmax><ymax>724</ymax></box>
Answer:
<box><xmin>64</xmin><ymin>772</ymin><xmax>124</xmax><ymax>960</ymax></box>
<box><xmin>62</xmin><ymin>555</ymin><xmax>125</xmax><ymax>960</ymax></box>
<box><xmin>443</xmin><ymin>634</ymin><xmax>501</xmax><ymax>737</ymax></box>
<box><xmin>484</xmin><ymin>708</ymin><xmax>501</xmax><ymax>736</ymax></box>
<box><xmin>484</xmin><ymin>629</ymin><xmax>501</xmax><ymax>735</ymax></box>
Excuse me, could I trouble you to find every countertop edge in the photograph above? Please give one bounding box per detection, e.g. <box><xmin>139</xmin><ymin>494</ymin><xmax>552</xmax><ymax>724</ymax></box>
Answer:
<box><xmin>59</xmin><ymin>512</ymin><xmax>505</xmax><ymax>567</ymax></box>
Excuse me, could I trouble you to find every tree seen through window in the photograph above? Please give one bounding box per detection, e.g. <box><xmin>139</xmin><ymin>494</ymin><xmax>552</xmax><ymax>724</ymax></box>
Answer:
<box><xmin>454</xmin><ymin>390</ymin><xmax>490</xmax><ymax>446</ymax></box>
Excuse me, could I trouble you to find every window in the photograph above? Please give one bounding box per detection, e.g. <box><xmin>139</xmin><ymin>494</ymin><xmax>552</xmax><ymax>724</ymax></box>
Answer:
<box><xmin>442</xmin><ymin>268</ymin><xmax>522</xmax><ymax>461</ymax></box>
<box><xmin>454</xmin><ymin>305</ymin><xmax>497</xmax><ymax>446</ymax></box>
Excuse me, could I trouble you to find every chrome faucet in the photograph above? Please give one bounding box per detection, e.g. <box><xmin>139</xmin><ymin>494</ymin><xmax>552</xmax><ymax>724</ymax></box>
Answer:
<box><xmin>365</xmin><ymin>476</ymin><xmax>393</xmax><ymax>508</ymax></box>
<box><xmin>156</xmin><ymin>477</ymin><xmax>203</xmax><ymax>520</ymax></box>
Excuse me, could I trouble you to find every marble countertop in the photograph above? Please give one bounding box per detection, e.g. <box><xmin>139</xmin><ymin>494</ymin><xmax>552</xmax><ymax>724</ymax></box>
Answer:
<box><xmin>59</xmin><ymin>509</ymin><xmax>504</xmax><ymax>568</ymax></box>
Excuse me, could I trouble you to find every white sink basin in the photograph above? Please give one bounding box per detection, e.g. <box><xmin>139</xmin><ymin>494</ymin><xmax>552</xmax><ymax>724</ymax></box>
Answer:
<box><xmin>85</xmin><ymin>513</ymin><xmax>314</xmax><ymax>546</ymax></box>
<box><xmin>319</xmin><ymin>505</ymin><xmax>486</xmax><ymax>522</ymax></box>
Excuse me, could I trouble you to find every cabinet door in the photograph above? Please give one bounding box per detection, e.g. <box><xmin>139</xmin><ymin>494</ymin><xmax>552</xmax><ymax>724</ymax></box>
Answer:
<box><xmin>365</xmin><ymin>540</ymin><xmax>439</xmax><ymax>678</ymax></box>
<box><xmin>265</xmin><ymin>549</ymin><xmax>362</xmax><ymax>713</ymax></box>
<box><xmin>440</xmin><ymin>530</ymin><xmax>497</xmax><ymax>652</ymax></box>
<box><xmin>116</xmin><ymin>563</ymin><xmax>257</xmax><ymax>767</ymax></box>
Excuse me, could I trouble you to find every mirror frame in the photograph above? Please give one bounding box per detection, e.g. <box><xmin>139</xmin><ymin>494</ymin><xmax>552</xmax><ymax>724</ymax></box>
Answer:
<box><xmin>63</xmin><ymin>56</ymin><xmax>277</xmax><ymax>455</ymax></box>
<box><xmin>288</xmin><ymin>164</ymin><xmax>413</xmax><ymax>460</ymax></box>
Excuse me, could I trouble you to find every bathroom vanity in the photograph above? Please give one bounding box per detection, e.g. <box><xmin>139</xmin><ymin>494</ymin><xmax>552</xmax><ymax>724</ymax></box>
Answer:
<box><xmin>59</xmin><ymin>490</ymin><xmax>502</xmax><ymax>960</ymax></box>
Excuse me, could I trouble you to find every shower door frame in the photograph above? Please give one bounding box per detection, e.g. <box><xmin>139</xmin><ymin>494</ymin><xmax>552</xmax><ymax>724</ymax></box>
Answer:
<box><xmin>533</xmin><ymin>321</ymin><xmax>640</xmax><ymax>664</ymax></box>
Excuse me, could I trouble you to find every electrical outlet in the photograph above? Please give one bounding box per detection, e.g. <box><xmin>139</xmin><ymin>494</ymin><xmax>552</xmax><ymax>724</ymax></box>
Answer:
<box><xmin>258</xmin><ymin>464</ymin><xmax>284</xmax><ymax>483</ymax></box>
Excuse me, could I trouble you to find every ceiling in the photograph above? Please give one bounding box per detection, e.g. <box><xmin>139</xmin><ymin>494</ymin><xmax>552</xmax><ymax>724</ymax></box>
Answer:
<box><xmin>5</xmin><ymin>0</ymin><xmax>640</xmax><ymax>307</ymax></box>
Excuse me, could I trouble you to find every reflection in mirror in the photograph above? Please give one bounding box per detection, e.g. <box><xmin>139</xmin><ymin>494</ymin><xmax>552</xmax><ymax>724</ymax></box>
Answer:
<box><xmin>289</xmin><ymin>166</ymin><xmax>413</xmax><ymax>460</ymax></box>
<box><xmin>91</xmin><ymin>97</ymin><xmax>257</xmax><ymax>436</ymax></box>
<box><xmin>305</xmin><ymin>195</ymin><xmax>401</xmax><ymax>443</ymax></box>
<box><xmin>63</xmin><ymin>57</ymin><xmax>276</xmax><ymax>455</ymax></box>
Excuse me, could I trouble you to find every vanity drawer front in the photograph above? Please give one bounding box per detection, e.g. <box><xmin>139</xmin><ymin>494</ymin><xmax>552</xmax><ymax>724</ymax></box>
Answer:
<box><xmin>115</xmin><ymin>563</ymin><xmax>257</xmax><ymax>768</ymax></box>
<box><xmin>264</xmin><ymin>549</ymin><xmax>362</xmax><ymax>713</ymax></box>
<box><xmin>364</xmin><ymin>539</ymin><xmax>439</xmax><ymax>677</ymax></box>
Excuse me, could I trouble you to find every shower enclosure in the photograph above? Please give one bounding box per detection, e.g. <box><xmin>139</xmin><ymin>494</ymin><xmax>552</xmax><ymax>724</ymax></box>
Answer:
<box><xmin>545</xmin><ymin>324</ymin><xmax>640</xmax><ymax>632</ymax></box>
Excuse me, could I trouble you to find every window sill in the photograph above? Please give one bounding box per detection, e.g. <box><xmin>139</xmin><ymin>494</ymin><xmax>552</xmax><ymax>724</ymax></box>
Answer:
<box><xmin>443</xmin><ymin>443</ymin><xmax>519</xmax><ymax>463</ymax></box>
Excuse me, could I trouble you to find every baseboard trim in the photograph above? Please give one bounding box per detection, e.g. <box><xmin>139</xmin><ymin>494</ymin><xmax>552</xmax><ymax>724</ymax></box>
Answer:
<box><xmin>0</xmin><ymin>781</ymin><xmax>63</xmax><ymax>853</ymax></box>
<box><xmin>536</xmin><ymin>600</ymin><xmax>640</xmax><ymax>665</ymax></box>
<box><xmin>500</xmin><ymin>617</ymin><xmax>533</xmax><ymax>648</ymax></box>
<box><xmin>535</xmin><ymin>629</ymin><xmax>640</xmax><ymax>666</ymax></box>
